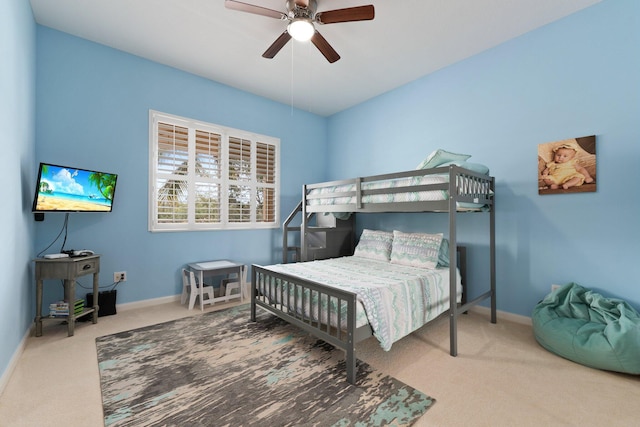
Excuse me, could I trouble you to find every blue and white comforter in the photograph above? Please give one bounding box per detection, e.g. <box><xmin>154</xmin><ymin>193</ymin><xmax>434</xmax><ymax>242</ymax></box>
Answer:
<box><xmin>262</xmin><ymin>256</ymin><xmax>462</xmax><ymax>351</ymax></box>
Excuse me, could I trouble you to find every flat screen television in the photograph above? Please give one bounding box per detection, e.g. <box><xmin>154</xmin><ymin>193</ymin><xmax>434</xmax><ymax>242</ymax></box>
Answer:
<box><xmin>32</xmin><ymin>162</ymin><xmax>118</xmax><ymax>212</ymax></box>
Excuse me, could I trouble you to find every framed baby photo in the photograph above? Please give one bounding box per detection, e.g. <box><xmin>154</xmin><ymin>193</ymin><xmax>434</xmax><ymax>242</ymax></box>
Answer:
<box><xmin>538</xmin><ymin>135</ymin><xmax>596</xmax><ymax>195</ymax></box>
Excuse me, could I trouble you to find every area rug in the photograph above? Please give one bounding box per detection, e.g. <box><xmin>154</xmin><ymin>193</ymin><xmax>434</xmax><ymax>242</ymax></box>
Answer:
<box><xmin>96</xmin><ymin>304</ymin><xmax>435</xmax><ymax>426</ymax></box>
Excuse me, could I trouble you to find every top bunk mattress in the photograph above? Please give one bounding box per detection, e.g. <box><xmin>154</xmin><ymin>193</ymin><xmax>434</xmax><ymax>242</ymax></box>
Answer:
<box><xmin>304</xmin><ymin>165</ymin><xmax>494</xmax><ymax>214</ymax></box>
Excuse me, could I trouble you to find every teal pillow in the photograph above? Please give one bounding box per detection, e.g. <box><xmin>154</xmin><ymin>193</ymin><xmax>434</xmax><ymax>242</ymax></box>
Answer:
<box><xmin>439</xmin><ymin>160</ymin><xmax>490</xmax><ymax>175</ymax></box>
<box><xmin>438</xmin><ymin>238</ymin><xmax>450</xmax><ymax>267</ymax></box>
<box><xmin>353</xmin><ymin>229</ymin><xmax>393</xmax><ymax>261</ymax></box>
<box><xmin>415</xmin><ymin>149</ymin><xmax>471</xmax><ymax>170</ymax></box>
<box><xmin>390</xmin><ymin>230</ymin><xmax>443</xmax><ymax>269</ymax></box>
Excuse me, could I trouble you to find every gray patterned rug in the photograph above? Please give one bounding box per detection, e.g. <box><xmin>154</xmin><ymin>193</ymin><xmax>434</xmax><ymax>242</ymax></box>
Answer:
<box><xmin>96</xmin><ymin>304</ymin><xmax>435</xmax><ymax>426</ymax></box>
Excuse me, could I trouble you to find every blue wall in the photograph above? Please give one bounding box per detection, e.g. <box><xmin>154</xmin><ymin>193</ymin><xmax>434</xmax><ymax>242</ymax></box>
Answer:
<box><xmin>0</xmin><ymin>0</ymin><xmax>36</xmax><ymax>383</ymax></box>
<box><xmin>3</xmin><ymin>0</ymin><xmax>637</xmax><ymax>386</ymax></box>
<box><xmin>35</xmin><ymin>27</ymin><xmax>327</xmax><ymax>306</ymax></box>
<box><xmin>327</xmin><ymin>0</ymin><xmax>640</xmax><ymax>316</ymax></box>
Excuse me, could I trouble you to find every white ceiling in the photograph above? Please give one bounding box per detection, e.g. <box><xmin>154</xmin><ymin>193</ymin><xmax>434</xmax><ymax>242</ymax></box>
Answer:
<box><xmin>29</xmin><ymin>0</ymin><xmax>601</xmax><ymax>117</ymax></box>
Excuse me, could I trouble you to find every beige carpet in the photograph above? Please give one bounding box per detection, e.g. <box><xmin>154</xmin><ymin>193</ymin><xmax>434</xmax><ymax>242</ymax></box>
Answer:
<box><xmin>1</xmin><ymin>299</ymin><xmax>639</xmax><ymax>426</ymax></box>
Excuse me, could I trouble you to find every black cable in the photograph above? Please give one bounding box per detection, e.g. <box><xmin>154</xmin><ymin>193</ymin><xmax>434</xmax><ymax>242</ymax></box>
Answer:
<box><xmin>60</xmin><ymin>213</ymin><xmax>69</xmax><ymax>252</ymax></box>
<box><xmin>36</xmin><ymin>213</ymin><xmax>70</xmax><ymax>257</ymax></box>
<box><xmin>75</xmin><ymin>279</ymin><xmax>122</xmax><ymax>292</ymax></box>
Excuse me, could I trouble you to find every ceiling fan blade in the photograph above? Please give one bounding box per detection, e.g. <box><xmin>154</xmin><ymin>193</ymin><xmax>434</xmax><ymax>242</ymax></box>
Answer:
<box><xmin>225</xmin><ymin>0</ymin><xmax>286</xmax><ymax>20</ymax></box>
<box><xmin>316</xmin><ymin>5</ymin><xmax>375</xmax><ymax>24</ymax></box>
<box><xmin>311</xmin><ymin>31</ymin><xmax>340</xmax><ymax>63</ymax></box>
<box><xmin>262</xmin><ymin>31</ymin><xmax>292</xmax><ymax>59</ymax></box>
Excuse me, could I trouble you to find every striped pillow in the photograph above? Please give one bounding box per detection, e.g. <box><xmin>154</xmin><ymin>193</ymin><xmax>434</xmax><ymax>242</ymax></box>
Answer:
<box><xmin>390</xmin><ymin>230</ymin><xmax>444</xmax><ymax>269</ymax></box>
<box><xmin>353</xmin><ymin>229</ymin><xmax>393</xmax><ymax>261</ymax></box>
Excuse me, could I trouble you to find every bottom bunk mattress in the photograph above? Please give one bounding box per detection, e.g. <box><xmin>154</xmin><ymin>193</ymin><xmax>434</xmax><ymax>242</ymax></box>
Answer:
<box><xmin>257</xmin><ymin>256</ymin><xmax>462</xmax><ymax>351</ymax></box>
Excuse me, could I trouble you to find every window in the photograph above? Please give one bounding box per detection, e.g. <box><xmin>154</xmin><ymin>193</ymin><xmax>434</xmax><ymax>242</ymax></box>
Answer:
<box><xmin>149</xmin><ymin>111</ymin><xmax>280</xmax><ymax>231</ymax></box>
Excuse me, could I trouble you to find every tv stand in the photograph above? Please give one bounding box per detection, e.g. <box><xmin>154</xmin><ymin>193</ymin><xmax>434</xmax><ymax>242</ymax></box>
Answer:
<box><xmin>33</xmin><ymin>254</ymin><xmax>100</xmax><ymax>337</ymax></box>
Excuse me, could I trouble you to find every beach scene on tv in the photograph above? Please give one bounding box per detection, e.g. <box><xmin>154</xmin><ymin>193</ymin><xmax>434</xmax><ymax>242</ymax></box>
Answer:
<box><xmin>34</xmin><ymin>164</ymin><xmax>117</xmax><ymax>212</ymax></box>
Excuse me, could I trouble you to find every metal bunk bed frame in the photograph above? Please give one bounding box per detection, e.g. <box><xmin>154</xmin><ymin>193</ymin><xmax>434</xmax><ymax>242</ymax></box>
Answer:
<box><xmin>251</xmin><ymin>164</ymin><xmax>496</xmax><ymax>384</ymax></box>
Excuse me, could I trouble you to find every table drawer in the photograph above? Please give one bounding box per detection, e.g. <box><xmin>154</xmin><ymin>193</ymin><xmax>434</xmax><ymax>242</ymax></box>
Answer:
<box><xmin>75</xmin><ymin>258</ymin><xmax>98</xmax><ymax>275</ymax></box>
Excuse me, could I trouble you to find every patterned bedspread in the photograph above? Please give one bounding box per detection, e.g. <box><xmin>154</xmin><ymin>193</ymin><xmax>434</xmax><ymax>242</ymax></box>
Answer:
<box><xmin>262</xmin><ymin>257</ymin><xmax>462</xmax><ymax>351</ymax></box>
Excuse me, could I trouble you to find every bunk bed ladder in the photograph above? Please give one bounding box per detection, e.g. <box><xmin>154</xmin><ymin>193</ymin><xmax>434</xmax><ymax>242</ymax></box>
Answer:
<box><xmin>282</xmin><ymin>201</ymin><xmax>304</xmax><ymax>263</ymax></box>
<box><xmin>283</xmin><ymin>200</ymin><xmax>354</xmax><ymax>263</ymax></box>
<box><xmin>283</xmin><ymin>190</ymin><xmax>356</xmax><ymax>264</ymax></box>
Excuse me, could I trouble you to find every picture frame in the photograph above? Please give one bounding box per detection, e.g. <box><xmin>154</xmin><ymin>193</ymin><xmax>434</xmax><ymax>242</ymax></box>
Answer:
<box><xmin>538</xmin><ymin>135</ymin><xmax>596</xmax><ymax>195</ymax></box>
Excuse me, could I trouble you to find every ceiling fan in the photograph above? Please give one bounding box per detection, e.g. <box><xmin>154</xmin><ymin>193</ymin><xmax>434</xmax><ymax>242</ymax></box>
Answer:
<box><xmin>225</xmin><ymin>0</ymin><xmax>375</xmax><ymax>63</ymax></box>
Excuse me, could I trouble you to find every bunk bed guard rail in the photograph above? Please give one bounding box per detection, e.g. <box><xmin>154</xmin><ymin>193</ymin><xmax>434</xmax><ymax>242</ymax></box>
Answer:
<box><xmin>302</xmin><ymin>164</ymin><xmax>494</xmax><ymax>215</ymax></box>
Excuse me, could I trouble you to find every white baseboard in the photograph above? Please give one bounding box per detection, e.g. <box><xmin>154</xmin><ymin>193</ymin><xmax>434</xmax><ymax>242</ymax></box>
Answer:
<box><xmin>117</xmin><ymin>295</ymin><xmax>182</xmax><ymax>312</ymax></box>
<box><xmin>0</xmin><ymin>327</ymin><xmax>31</xmax><ymax>398</ymax></box>
<box><xmin>470</xmin><ymin>305</ymin><xmax>532</xmax><ymax>326</ymax></box>
<box><xmin>117</xmin><ymin>283</ymin><xmax>252</xmax><ymax>312</ymax></box>
<box><xmin>97</xmin><ymin>288</ymin><xmax>531</xmax><ymax>325</ymax></box>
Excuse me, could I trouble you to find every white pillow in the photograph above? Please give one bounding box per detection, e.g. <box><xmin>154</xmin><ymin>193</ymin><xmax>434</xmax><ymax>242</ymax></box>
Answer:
<box><xmin>390</xmin><ymin>230</ymin><xmax>443</xmax><ymax>269</ymax></box>
<box><xmin>353</xmin><ymin>229</ymin><xmax>393</xmax><ymax>261</ymax></box>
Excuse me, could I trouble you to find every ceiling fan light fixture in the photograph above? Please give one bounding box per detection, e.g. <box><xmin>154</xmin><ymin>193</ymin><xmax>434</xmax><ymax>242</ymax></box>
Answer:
<box><xmin>225</xmin><ymin>0</ymin><xmax>375</xmax><ymax>62</ymax></box>
<box><xmin>288</xmin><ymin>18</ymin><xmax>315</xmax><ymax>42</ymax></box>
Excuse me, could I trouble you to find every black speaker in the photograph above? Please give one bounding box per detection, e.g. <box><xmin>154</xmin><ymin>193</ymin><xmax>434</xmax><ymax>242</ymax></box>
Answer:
<box><xmin>86</xmin><ymin>290</ymin><xmax>117</xmax><ymax>317</ymax></box>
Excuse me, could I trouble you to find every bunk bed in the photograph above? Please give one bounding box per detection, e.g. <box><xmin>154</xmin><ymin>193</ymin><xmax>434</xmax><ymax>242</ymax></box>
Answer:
<box><xmin>251</xmin><ymin>161</ymin><xmax>496</xmax><ymax>384</ymax></box>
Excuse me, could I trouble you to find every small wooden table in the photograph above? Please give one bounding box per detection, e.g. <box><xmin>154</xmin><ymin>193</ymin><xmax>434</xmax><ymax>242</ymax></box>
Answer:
<box><xmin>34</xmin><ymin>255</ymin><xmax>100</xmax><ymax>337</ymax></box>
<box><xmin>187</xmin><ymin>259</ymin><xmax>246</xmax><ymax>305</ymax></box>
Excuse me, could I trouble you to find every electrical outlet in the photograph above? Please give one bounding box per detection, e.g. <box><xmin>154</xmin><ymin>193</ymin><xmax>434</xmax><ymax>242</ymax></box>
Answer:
<box><xmin>551</xmin><ymin>284</ymin><xmax>561</xmax><ymax>292</ymax></box>
<box><xmin>114</xmin><ymin>271</ymin><xmax>127</xmax><ymax>282</ymax></box>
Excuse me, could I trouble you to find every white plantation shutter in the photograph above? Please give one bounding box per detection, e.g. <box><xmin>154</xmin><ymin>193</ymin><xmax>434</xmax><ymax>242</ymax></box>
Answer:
<box><xmin>194</xmin><ymin>130</ymin><xmax>221</xmax><ymax>224</ymax></box>
<box><xmin>156</xmin><ymin>122</ymin><xmax>188</xmax><ymax>224</ymax></box>
<box><xmin>228</xmin><ymin>136</ymin><xmax>252</xmax><ymax>223</ymax></box>
<box><xmin>149</xmin><ymin>111</ymin><xmax>280</xmax><ymax>231</ymax></box>
<box><xmin>256</xmin><ymin>141</ymin><xmax>276</xmax><ymax>223</ymax></box>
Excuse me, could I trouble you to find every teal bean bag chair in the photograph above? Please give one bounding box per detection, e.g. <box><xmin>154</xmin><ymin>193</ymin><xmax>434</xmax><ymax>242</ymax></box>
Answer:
<box><xmin>532</xmin><ymin>283</ymin><xmax>640</xmax><ymax>375</ymax></box>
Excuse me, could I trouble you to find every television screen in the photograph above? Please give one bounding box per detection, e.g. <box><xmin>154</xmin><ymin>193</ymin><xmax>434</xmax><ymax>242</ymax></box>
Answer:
<box><xmin>32</xmin><ymin>163</ymin><xmax>118</xmax><ymax>212</ymax></box>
